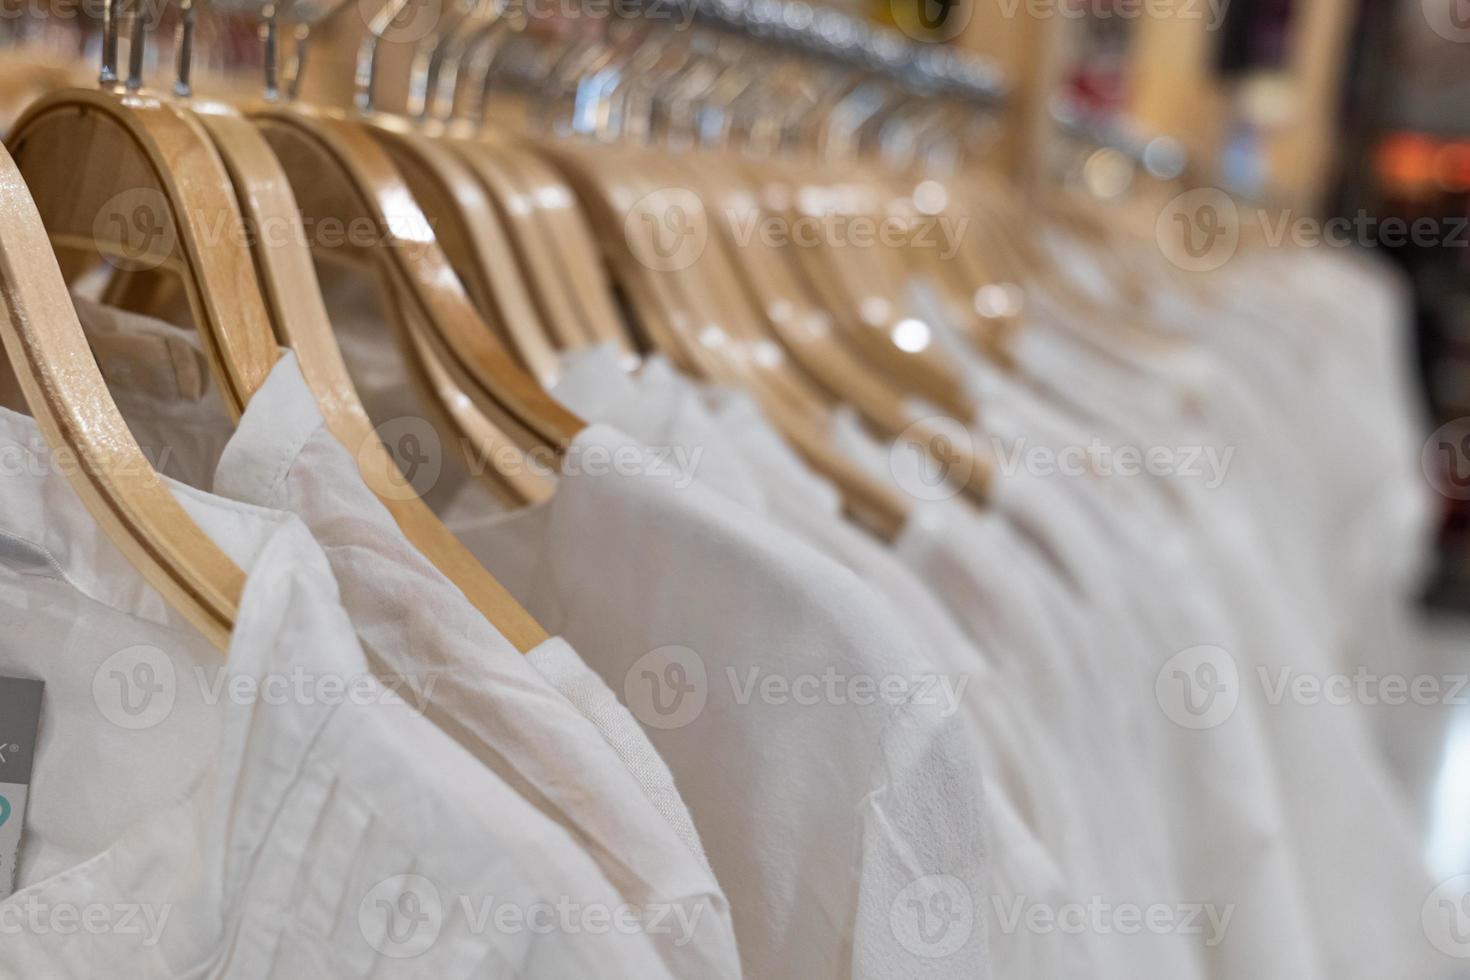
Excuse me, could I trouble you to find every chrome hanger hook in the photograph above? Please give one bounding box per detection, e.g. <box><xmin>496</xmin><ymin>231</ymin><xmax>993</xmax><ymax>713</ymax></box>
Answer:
<box><xmin>126</xmin><ymin>0</ymin><xmax>152</xmax><ymax>92</ymax></box>
<box><xmin>173</xmin><ymin>0</ymin><xmax>197</xmax><ymax>97</ymax></box>
<box><xmin>100</xmin><ymin>0</ymin><xmax>121</xmax><ymax>86</ymax></box>
<box><xmin>260</xmin><ymin>0</ymin><xmax>353</xmax><ymax>103</ymax></box>
<box><xmin>355</xmin><ymin>0</ymin><xmax>418</xmax><ymax>114</ymax></box>
<box><xmin>407</xmin><ymin>0</ymin><xmax>484</xmax><ymax>121</ymax></box>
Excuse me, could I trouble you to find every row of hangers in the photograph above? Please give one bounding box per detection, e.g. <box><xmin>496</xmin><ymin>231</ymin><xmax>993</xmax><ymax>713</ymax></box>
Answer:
<box><xmin>0</xmin><ymin>0</ymin><xmax>1190</xmax><ymax>652</ymax></box>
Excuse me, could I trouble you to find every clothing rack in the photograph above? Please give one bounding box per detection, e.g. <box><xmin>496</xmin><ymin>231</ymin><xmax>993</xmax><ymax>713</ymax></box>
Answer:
<box><xmin>624</xmin><ymin>0</ymin><xmax>1007</xmax><ymax>106</ymax></box>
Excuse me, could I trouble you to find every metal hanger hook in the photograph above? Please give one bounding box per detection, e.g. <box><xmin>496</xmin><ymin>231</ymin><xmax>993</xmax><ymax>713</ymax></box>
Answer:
<box><xmin>100</xmin><ymin>0</ymin><xmax>121</xmax><ymax>85</ymax></box>
<box><xmin>260</xmin><ymin>0</ymin><xmax>354</xmax><ymax>103</ymax></box>
<box><xmin>99</xmin><ymin>0</ymin><xmax>156</xmax><ymax>90</ymax></box>
<box><xmin>126</xmin><ymin>0</ymin><xmax>153</xmax><ymax>92</ymax></box>
<box><xmin>356</xmin><ymin>0</ymin><xmax>438</xmax><ymax>114</ymax></box>
<box><xmin>173</xmin><ymin>0</ymin><xmax>197</xmax><ymax>97</ymax></box>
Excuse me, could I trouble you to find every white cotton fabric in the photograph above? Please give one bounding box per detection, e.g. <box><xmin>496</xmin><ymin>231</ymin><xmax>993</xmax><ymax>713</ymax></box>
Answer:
<box><xmin>73</xmin><ymin>313</ymin><xmax>741</xmax><ymax>980</ymax></box>
<box><xmin>550</xmin><ymin>343</ymin><xmax>1102</xmax><ymax>976</ymax></box>
<box><xmin>442</xmin><ymin>418</ymin><xmax>990</xmax><ymax>980</ymax></box>
<box><xmin>525</xmin><ymin>638</ymin><xmax>711</xmax><ymax>869</ymax></box>
<box><xmin>0</xmin><ymin>404</ymin><xmax>677</xmax><ymax>980</ymax></box>
<box><xmin>1020</xmin><ymin>250</ymin><xmax>1442</xmax><ymax>980</ymax></box>
<box><xmin>909</xmin><ymin>248</ymin><xmax>1444</xmax><ymax>980</ymax></box>
<box><xmin>55</xmin><ymin>223</ymin><xmax>1441</xmax><ymax>980</ymax></box>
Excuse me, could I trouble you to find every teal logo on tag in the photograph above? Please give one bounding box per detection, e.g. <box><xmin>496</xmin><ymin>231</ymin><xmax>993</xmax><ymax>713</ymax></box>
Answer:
<box><xmin>0</xmin><ymin>795</ymin><xmax>10</xmax><ymax>829</ymax></box>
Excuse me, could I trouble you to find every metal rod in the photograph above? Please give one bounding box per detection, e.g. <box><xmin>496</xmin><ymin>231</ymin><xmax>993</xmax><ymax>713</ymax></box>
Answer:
<box><xmin>665</xmin><ymin>0</ymin><xmax>1007</xmax><ymax>106</ymax></box>
<box><xmin>174</xmin><ymin>0</ymin><xmax>196</xmax><ymax>97</ymax></box>
<box><xmin>126</xmin><ymin>0</ymin><xmax>149</xmax><ymax>92</ymax></box>
<box><xmin>100</xmin><ymin>0</ymin><xmax>121</xmax><ymax>85</ymax></box>
<box><xmin>355</xmin><ymin>0</ymin><xmax>416</xmax><ymax>114</ymax></box>
<box><xmin>262</xmin><ymin>2</ymin><xmax>280</xmax><ymax>100</ymax></box>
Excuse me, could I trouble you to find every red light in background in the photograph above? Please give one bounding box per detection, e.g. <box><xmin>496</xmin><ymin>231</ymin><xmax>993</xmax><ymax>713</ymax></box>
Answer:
<box><xmin>1435</xmin><ymin>143</ymin><xmax>1470</xmax><ymax>193</ymax></box>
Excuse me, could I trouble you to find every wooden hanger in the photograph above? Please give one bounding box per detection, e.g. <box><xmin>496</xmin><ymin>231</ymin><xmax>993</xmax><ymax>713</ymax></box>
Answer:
<box><xmin>873</xmin><ymin>170</ymin><xmax>1024</xmax><ymax>368</ymax></box>
<box><xmin>371</xmin><ymin>121</ymin><xmax>565</xmax><ymax>381</ymax></box>
<box><xmin>740</xmin><ymin>155</ymin><xmax>976</xmax><ymax>422</ymax></box>
<box><xmin>7</xmin><ymin>27</ymin><xmax>278</xmax><ymax>422</ymax></box>
<box><xmin>75</xmin><ymin>0</ymin><xmax>555</xmax><ymax>649</ymax></box>
<box><xmin>505</xmin><ymin>29</ymin><xmax>964</xmax><ymax>530</ymax></box>
<box><xmin>648</xmin><ymin>50</ymin><xmax>992</xmax><ymax>497</ymax></box>
<box><xmin>352</xmin><ymin>0</ymin><xmax>566</xmax><ymax>381</ymax></box>
<box><xmin>528</xmin><ymin>48</ymin><xmax>846</xmax><ymax>425</ymax></box>
<box><xmin>954</xmin><ymin>170</ymin><xmax>1128</xmax><ymax>323</ymax></box>
<box><xmin>248</xmin><ymin>0</ymin><xmax>580</xmax><ymax>482</ymax></box>
<box><xmin>447</xmin><ymin>138</ymin><xmax>610</xmax><ymax>350</ymax></box>
<box><xmin>418</xmin><ymin>9</ymin><xmax>634</xmax><ymax>356</ymax></box>
<box><xmin>635</xmin><ymin>48</ymin><xmax>992</xmax><ymax>500</ymax></box>
<box><xmin>712</xmin><ymin>56</ymin><xmax>980</xmax><ymax>421</ymax></box>
<box><xmin>197</xmin><ymin>6</ymin><xmax>554</xmax><ymax>651</ymax></box>
<box><xmin>682</xmin><ymin>154</ymin><xmax>993</xmax><ymax>500</ymax></box>
<box><xmin>469</xmin><ymin>132</ymin><xmax>649</xmax><ymax>357</ymax></box>
<box><xmin>540</xmin><ymin>138</ymin><xmax>913</xmax><ymax>539</ymax></box>
<box><xmin>419</xmin><ymin>8</ymin><xmax>609</xmax><ymax>351</ymax></box>
<box><xmin>0</xmin><ymin>80</ymin><xmax>247</xmax><ymax>649</ymax></box>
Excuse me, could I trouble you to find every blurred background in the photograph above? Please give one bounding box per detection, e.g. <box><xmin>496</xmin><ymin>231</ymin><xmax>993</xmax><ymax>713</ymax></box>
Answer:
<box><xmin>909</xmin><ymin>0</ymin><xmax>1470</xmax><ymax>882</ymax></box>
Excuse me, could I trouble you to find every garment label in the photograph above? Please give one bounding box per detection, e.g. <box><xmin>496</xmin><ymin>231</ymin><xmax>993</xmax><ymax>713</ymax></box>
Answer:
<box><xmin>0</xmin><ymin>676</ymin><xmax>44</xmax><ymax>899</ymax></box>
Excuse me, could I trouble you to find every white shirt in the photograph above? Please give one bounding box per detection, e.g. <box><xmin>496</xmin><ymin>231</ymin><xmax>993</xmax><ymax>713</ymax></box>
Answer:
<box><xmin>914</xmin><ymin>264</ymin><xmax>1441</xmax><ymax>979</ymax></box>
<box><xmin>207</xmin><ymin>353</ymin><xmax>740</xmax><ymax>980</ymax></box>
<box><xmin>62</xmin><ymin>305</ymin><xmax>741</xmax><ymax>980</ymax></box>
<box><xmin>444</xmin><ymin>420</ymin><xmax>990</xmax><ymax>980</ymax></box>
<box><xmin>309</xmin><ymin>285</ymin><xmax>989</xmax><ymax>977</ymax></box>
<box><xmin>0</xmin><ymin>403</ymin><xmax>676</xmax><ymax>979</ymax></box>
<box><xmin>555</xmin><ymin>345</ymin><xmax>1100</xmax><ymax>976</ymax></box>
